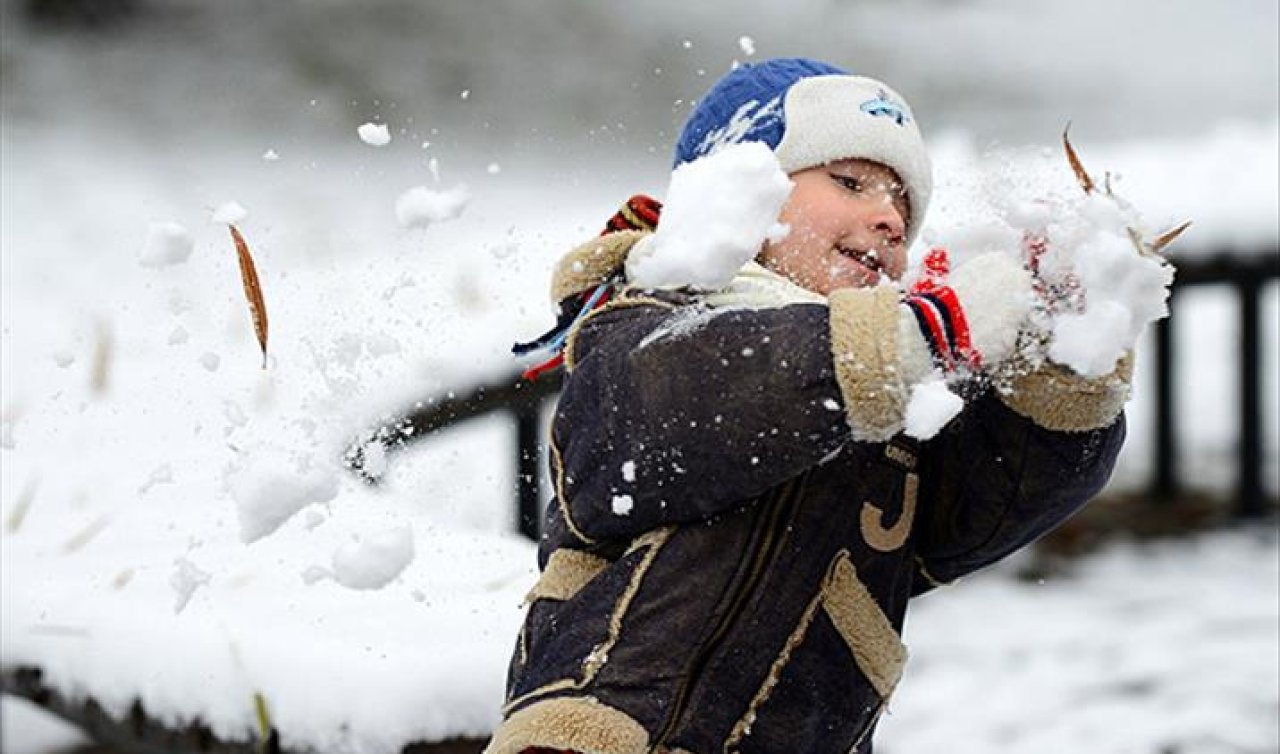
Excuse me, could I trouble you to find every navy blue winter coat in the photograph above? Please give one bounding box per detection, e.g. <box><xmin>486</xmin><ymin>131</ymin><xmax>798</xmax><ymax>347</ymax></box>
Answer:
<box><xmin>486</xmin><ymin>231</ymin><xmax>1130</xmax><ymax>754</ymax></box>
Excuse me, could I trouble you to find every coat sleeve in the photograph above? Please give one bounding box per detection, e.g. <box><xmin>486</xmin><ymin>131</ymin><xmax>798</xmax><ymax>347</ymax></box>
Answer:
<box><xmin>546</xmin><ymin>291</ymin><xmax>857</xmax><ymax>546</ymax></box>
<box><xmin>909</xmin><ymin>356</ymin><xmax>1132</xmax><ymax>594</ymax></box>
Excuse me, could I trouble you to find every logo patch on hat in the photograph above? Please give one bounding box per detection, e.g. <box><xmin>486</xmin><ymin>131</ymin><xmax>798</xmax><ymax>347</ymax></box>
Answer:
<box><xmin>860</xmin><ymin>89</ymin><xmax>910</xmax><ymax>126</ymax></box>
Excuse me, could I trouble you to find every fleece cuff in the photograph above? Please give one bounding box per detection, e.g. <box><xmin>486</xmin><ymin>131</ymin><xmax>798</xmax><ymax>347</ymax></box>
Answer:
<box><xmin>998</xmin><ymin>351</ymin><xmax>1134</xmax><ymax>432</ymax></box>
<box><xmin>550</xmin><ymin>230</ymin><xmax>648</xmax><ymax>303</ymax></box>
<box><xmin>485</xmin><ymin>696</ymin><xmax>650</xmax><ymax>754</ymax></box>
<box><xmin>829</xmin><ymin>285</ymin><xmax>910</xmax><ymax>442</ymax></box>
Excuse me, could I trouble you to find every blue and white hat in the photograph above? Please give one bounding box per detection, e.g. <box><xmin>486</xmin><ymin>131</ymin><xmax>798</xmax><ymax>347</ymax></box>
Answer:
<box><xmin>674</xmin><ymin>57</ymin><xmax>932</xmax><ymax>246</ymax></box>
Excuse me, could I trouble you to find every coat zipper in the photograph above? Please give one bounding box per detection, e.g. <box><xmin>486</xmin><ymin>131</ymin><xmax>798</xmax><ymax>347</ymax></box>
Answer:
<box><xmin>652</xmin><ymin>473</ymin><xmax>805</xmax><ymax>750</ymax></box>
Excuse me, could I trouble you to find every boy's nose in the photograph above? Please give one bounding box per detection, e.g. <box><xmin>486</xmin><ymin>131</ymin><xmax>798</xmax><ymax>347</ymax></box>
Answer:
<box><xmin>866</xmin><ymin>200</ymin><xmax>906</xmax><ymax>242</ymax></box>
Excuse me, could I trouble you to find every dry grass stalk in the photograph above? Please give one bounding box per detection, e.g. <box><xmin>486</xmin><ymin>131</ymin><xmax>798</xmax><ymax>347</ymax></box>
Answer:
<box><xmin>62</xmin><ymin>514</ymin><xmax>110</xmax><ymax>554</ymax></box>
<box><xmin>1063</xmin><ymin>126</ymin><xmax>1191</xmax><ymax>257</ymax></box>
<box><xmin>6</xmin><ymin>476</ymin><xmax>38</xmax><ymax>533</ymax></box>
<box><xmin>229</xmin><ymin>225</ymin><xmax>270</xmax><ymax>369</ymax></box>
<box><xmin>90</xmin><ymin>319</ymin><xmax>113</xmax><ymax>395</ymax></box>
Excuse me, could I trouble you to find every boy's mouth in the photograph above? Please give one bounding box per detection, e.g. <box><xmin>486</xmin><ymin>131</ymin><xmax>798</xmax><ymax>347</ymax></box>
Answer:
<box><xmin>836</xmin><ymin>246</ymin><xmax>883</xmax><ymax>275</ymax></box>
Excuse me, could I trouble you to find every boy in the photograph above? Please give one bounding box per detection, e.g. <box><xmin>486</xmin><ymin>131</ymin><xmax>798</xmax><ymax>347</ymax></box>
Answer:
<box><xmin>488</xmin><ymin>57</ymin><xmax>1134</xmax><ymax>754</ymax></box>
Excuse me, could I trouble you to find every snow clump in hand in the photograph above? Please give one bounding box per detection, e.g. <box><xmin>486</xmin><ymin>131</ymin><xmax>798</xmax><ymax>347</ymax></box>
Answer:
<box><xmin>626</xmin><ymin>141</ymin><xmax>793</xmax><ymax>290</ymax></box>
<box><xmin>1005</xmin><ymin>191</ymin><xmax>1174</xmax><ymax>376</ymax></box>
<box><xmin>395</xmin><ymin>185</ymin><xmax>471</xmax><ymax>229</ymax></box>
<box><xmin>331</xmin><ymin>525</ymin><xmax>415</xmax><ymax>590</ymax></box>
<box><xmin>904</xmin><ymin>378</ymin><xmax>965</xmax><ymax>439</ymax></box>
<box><xmin>139</xmin><ymin>222</ymin><xmax>194</xmax><ymax>268</ymax></box>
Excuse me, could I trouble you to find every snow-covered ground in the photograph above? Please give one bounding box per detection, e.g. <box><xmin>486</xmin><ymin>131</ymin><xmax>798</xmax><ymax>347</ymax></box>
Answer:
<box><xmin>3</xmin><ymin>5</ymin><xmax>1278</xmax><ymax>752</ymax></box>
<box><xmin>5</xmin><ymin>529</ymin><xmax>1277</xmax><ymax>753</ymax></box>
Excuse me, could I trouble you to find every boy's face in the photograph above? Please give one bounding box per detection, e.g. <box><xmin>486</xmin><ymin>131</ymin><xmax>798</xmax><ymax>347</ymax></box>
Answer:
<box><xmin>758</xmin><ymin>158</ymin><xmax>909</xmax><ymax>296</ymax></box>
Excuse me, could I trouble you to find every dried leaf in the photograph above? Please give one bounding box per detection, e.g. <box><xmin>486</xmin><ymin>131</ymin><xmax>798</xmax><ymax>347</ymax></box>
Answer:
<box><xmin>1150</xmin><ymin>220</ymin><xmax>1193</xmax><ymax>254</ymax></box>
<box><xmin>229</xmin><ymin>225</ymin><xmax>270</xmax><ymax>369</ymax></box>
<box><xmin>1062</xmin><ymin>124</ymin><xmax>1095</xmax><ymax>195</ymax></box>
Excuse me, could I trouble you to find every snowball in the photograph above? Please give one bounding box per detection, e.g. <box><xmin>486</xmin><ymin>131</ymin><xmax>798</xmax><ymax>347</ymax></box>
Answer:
<box><xmin>738</xmin><ymin>36</ymin><xmax>756</xmax><ymax>56</ymax></box>
<box><xmin>52</xmin><ymin>350</ymin><xmax>75</xmax><ymax>368</ymax></box>
<box><xmin>262</xmin><ymin>149</ymin><xmax>280</xmax><ymax>161</ymax></box>
<box><xmin>611</xmin><ymin>495</ymin><xmax>634</xmax><ymax>516</ymax></box>
<box><xmin>627</xmin><ymin>142</ymin><xmax>793</xmax><ymax>289</ymax></box>
<box><xmin>211</xmin><ymin>202</ymin><xmax>248</xmax><ymax>225</ymax></box>
<box><xmin>140</xmin><ymin>222</ymin><xmax>195</xmax><ymax>268</ymax></box>
<box><xmin>621</xmin><ymin>461</ymin><xmax>636</xmax><ymax>483</ymax></box>
<box><xmin>904</xmin><ymin>379</ymin><xmax>964</xmax><ymax>440</ymax></box>
<box><xmin>1015</xmin><ymin>193</ymin><xmax>1172</xmax><ymax>376</ymax></box>
<box><xmin>167</xmin><ymin>326</ymin><xmax>189</xmax><ymax>346</ymax></box>
<box><xmin>936</xmin><ymin>155</ymin><xmax>1174</xmax><ymax>379</ymax></box>
<box><xmin>170</xmin><ymin>557</ymin><xmax>211</xmax><ymax>615</ymax></box>
<box><xmin>486</xmin><ymin>163</ymin><xmax>501</xmax><ymax>175</ymax></box>
<box><xmin>198</xmin><ymin>352</ymin><xmax>221</xmax><ymax>372</ymax></box>
<box><xmin>331</xmin><ymin>525</ymin><xmax>415</xmax><ymax>590</ymax></box>
<box><xmin>230</xmin><ymin>460</ymin><xmax>341</xmax><ymax>543</ymax></box>
<box><xmin>394</xmin><ymin>185</ymin><xmax>470</xmax><ymax>229</ymax></box>
<box><xmin>357</xmin><ymin>122</ymin><xmax>391</xmax><ymax>146</ymax></box>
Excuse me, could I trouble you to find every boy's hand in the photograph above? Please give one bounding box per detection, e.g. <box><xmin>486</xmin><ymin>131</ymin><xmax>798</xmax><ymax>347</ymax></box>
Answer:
<box><xmin>904</xmin><ymin>249</ymin><xmax>1034</xmax><ymax>374</ymax></box>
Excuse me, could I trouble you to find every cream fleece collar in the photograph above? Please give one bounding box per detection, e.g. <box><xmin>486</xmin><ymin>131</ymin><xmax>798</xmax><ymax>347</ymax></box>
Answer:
<box><xmin>550</xmin><ymin>230</ymin><xmax>825</xmax><ymax>310</ymax></box>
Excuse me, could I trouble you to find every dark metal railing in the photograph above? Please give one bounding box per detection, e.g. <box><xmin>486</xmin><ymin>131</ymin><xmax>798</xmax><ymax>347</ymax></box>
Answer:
<box><xmin>1150</xmin><ymin>249</ymin><xmax>1279</xmax><ymax>518</ymax></box>
<box><xmin>345</xmin><ymin>371</ymin><xmax>563</xmax><ymax>540</ymax></box>
<box><xmin>348</xmin><ymin>246</ymin><xmax>1279</xmax><ymax>539</ymax></box>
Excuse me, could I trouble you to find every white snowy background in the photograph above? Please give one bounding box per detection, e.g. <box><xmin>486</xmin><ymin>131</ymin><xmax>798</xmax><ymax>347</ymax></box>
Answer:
<box><xmin>2</xmin><ymin>1</ymin><xmax>1277</xmax><ymax>752</ymax></box>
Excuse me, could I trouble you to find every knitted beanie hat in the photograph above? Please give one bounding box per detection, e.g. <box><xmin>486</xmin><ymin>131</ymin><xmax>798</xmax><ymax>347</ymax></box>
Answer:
<box><xmin>674</xmin><ymin>57</ymin><xmax>932</xmax><ymax>246</ymax></box>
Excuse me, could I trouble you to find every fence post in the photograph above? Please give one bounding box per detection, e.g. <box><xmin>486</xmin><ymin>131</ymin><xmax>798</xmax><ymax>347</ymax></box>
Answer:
<box><xmin>1152</xmin><ymin>307</ymin><xmax>1178</xmax><ymax>500</ymax></box>
<box><xmin>1238</xmin><ymin>277</ymin><xmax>1263</xmax><ymax>518</ymax></box>
<box><xmin>515</xmin><ymin>404</ymin><xmax>543</xmax><ymax>540</ymax></box>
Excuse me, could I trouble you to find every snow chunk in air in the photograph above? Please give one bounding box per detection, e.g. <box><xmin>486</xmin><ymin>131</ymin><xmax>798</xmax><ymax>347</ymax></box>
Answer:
<box><xmin>140</xmin><ymin>222</ymin><xmax>194</xmax><ymax>268</ymax></box>
<box><xmin>357</xmin><ymin>122</ymin><xmax>391</xmax><ymax>146</ymax></box>
<box><xmin>170</xmin><ymin>557</ymin><xmax>211</xmax><ymax>615</ymax></box>
<box><xmin>627</xmin><ymin>141</ymin><xmax>792</xmax><ymax>290</ymax></box>
<box><xmin>395</xmin><ymin>185</ymin><xmax>470</xmax><ymax>229</ymax></box>
<box><xmin>211</xmin><ymin>202</ymin><xmax>248</xmax><ymax>225</ymax></box>
<box><xmin>611</xmin><ymin>495</ymin><xmax>634</xmax><ymax>516</ymax></box>
<box><xmin>331</xmin><ymin>525</ymin><xmax>415</xmax><ymax>590</ymax></box>
<box><xmin>230</xmin><ymin>459</ymin><xmax>340</xmax><ymax>543</ymax></box>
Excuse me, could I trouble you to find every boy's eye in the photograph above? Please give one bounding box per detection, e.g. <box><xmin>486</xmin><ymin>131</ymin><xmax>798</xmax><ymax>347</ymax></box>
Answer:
<box><xmin>832</xmin><ymin>174</ymin><xmax>862</xmax><ymax>192</ymax></box>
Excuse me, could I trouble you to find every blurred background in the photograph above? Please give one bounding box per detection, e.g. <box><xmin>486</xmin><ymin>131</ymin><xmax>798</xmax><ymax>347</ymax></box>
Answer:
<box><xmin>1</xmin><ymin>1</ymin><xmax>1277</xmax><ymax>753</ymax></box>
